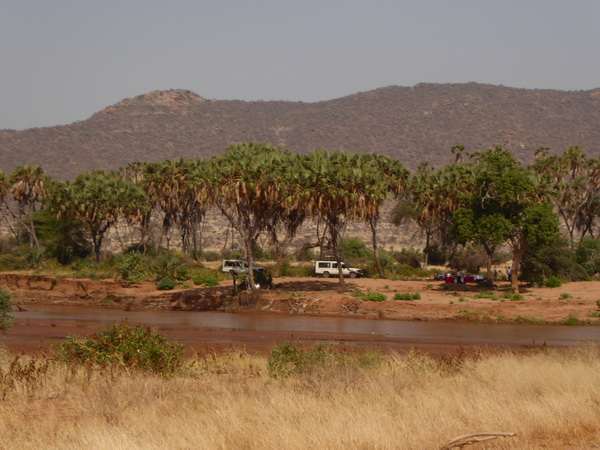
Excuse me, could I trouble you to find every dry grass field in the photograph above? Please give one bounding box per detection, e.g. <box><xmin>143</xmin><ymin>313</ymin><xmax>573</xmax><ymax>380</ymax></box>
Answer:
<box><xmin>1</xmin><ymin>344</ymin><xmax>599</xmax><ymax>449</ymax></box>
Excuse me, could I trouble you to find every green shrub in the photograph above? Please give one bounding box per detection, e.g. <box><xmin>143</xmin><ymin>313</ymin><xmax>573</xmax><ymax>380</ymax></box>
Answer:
<box><xmin>117</xmin><ymin>251</ymin><xmax>149</xmax><ymax>282</ymax></box>
<box><xmin>575</xmin><ymin>237</ymin><xmax>600</xmax><ymax>276</ymax></box>
<box><xmin>151</xmin><ymin>250</ymin><xmax>188</xmax><ymax>281</ymax></box>
<box><xmin>544</xmin><ymin>275</ymin><xmax>563</xmax><ymax>288</ymax></box>
<box><xmin>521</xmin><ymin>237</ymin><xmax>586</xmax><ymax>283</ymax></box>
<box><xmin>394</xmin><ymin>293</ymin><xmax>421</xmax><ymax>301</ymax></box>
<box><xmin>363</xmin><ymin>292</ymin><xmax>387</xmax><ymax>302</ymax></box>
<box><xmin>502</xmin><ymin>292</ymin><xmax>524</xmax><ymax>301</ymax></box>
<box><xmin>390</xmin><ymin>249</ymin><xmax>423</xmax><ymax>268</ymax></box>
<box><xmin>156</xmin><ymin>277</ymin><xmax>177</xmax><ymax>290</ymax></box>
<box><xmin>0</xmin><ymin>253</ymin><xmax>28</xmax><ymax>271</ymax></box>
<box><xmin>562</xmin><ymin>315</ymin><xmax>584</xmax><ymax>326</ymax></box>
<box><xmin>191</xmin><ymin>268</ymin><xmax>222</xmax><ymax>286</ymax></box>
<box><xmin>340</xmin><ymin>237</ymin><xmax>372</xmax><ymax>260</ymax></box>
<box><xmin>268</xmin><ymin>342</ymin><xmax>306</xmax><ymax>378</ymax></box>
<box><xmin>202</xmin><ymin>275</ymin><xmax>220</xmax><ymax>287</ymax></box>
<box><xmin>57</xmin><ymin>321</ymin><xmax>184</xmax><ymax>376</ymax></box>
<box><xmin>0</xmin><ymin>290</ymin><xmax>13</xmax><ymax>333</ymax></box>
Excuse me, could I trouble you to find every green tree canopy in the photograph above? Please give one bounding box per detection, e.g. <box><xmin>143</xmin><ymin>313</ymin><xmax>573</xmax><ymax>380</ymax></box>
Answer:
<box><xmin>49</xmin><ymin>170</ymin><xmax>148</xmax><ymax>263</ymax></box>
<box><xmin>458</xmin><ymin>146</ymin><xmax>559</xmax><ymax>291</ymax></box>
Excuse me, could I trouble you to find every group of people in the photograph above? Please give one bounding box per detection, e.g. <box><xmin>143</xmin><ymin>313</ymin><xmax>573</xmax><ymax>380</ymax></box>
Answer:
<box><xmin>232</xmin><ymin>271</ymin><xmax>273</xmax><ymax>292</ymax></box>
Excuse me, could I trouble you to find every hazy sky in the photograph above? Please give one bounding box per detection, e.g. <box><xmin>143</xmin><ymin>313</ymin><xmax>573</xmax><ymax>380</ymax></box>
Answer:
<box><xmin>1</xmin><ymin>0</ymin><xmax>599</xmax><ymax>130</ymax></box>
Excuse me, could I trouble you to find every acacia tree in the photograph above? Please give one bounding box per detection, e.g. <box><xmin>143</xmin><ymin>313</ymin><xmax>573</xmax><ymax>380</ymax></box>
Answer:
<box><xmin>209</xmin><ymin>143</ymin><xmax>290</xmax><ymax>289</ymax></box>
<box><xmin>464</xmin><ymin>146</ymin><xmax>558</xmax><ymax>291</ymax></box>
<box><xmin>50</xmin><ymin>170</ymin><xmax>148</xmax><ymax>263</ymax></box>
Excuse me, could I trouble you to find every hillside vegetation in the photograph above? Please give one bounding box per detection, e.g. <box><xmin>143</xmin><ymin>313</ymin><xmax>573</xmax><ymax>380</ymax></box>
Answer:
<box><xmin>1</xmin><ymin>83</ymin><xmax>600</xmax><ymax>179</ymax></box>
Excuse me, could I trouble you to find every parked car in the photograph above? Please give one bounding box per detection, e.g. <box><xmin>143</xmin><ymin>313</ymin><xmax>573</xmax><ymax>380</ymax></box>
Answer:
<box><xmin>221</xmin><ymin>259</ymin><xmax>264</xmax><ymax>275</ymax></box>
<box><xmin>314</xmin><ymin>261</ymin><xmax>365</xmax><ymax>278</ymax></box>
<box><xmin>440</xmin><ymin>273</ymin><xmax>484</xmax><ymax>283</ymax></box>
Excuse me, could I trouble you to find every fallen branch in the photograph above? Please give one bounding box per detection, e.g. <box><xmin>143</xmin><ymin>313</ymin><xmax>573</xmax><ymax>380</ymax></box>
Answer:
<box><xmin>440</xmin><ymin>432</ymin><xmax>517</xmax><ymax>449</ymax></box>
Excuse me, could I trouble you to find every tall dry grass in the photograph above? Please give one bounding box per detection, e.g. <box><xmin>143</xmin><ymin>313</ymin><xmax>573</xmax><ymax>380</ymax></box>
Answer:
<box><xmin>0</xmin><ymin>344</ymin><xmax>599</xmax><ymax>449</ymax></box>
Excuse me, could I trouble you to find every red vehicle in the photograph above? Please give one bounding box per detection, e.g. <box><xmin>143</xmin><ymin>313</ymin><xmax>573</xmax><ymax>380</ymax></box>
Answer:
<box><xmin>443</xmin><ymin>274</ymin><xmax>481</xmax><ymax>284</ymax></box>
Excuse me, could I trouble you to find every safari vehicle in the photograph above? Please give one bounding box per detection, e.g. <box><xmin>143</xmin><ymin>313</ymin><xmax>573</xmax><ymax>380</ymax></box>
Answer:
<box><xmin>221</xmin><ymin>259</ymin><xmax>264</xmax><ymax>275</ymax></box>
<box><xmin>314</xmin><ymin>261</ymin><xmax>365</xmax><ymax>278</ymax></box>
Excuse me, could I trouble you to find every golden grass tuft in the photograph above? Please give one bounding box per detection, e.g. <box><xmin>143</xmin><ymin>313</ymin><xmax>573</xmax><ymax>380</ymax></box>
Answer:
<box><xmin>0</xmin><ymin>344</ymin><xmax>599</xmax><ymax>448</ymax></box>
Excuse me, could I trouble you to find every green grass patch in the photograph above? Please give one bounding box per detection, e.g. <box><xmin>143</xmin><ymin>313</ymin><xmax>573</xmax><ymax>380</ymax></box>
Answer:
<box><xmin>503</xmin><ymin>292</ymin><xmax>524</xmax><ymax>301</ymax></box>
<box><xmin>393</xmin><ymin>293</ymin><xmax>421</xmax><ymax>301</ymax></box>
<box><xmin>515</xmin><ymin>316</ymin><xmax>548</xmax><ymax>324</ymax></box>
<box><xmin>473</xmin><ymin>291</ymin><xmax>500</xmax><ymax>301</ymax></box>
<box><xmin>363</xmin><ymin>292</ymin><xmax>387</xmax><ymax>302</ymax></box>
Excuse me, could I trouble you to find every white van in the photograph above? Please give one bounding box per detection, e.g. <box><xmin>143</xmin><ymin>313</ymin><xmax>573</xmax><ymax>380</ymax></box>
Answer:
<box><xmin>221</xmin><ymin>259</ymin><xmax>264</xmax><ymax>275</ymax></box>
<box><xmin>314</xmin><ymin>261</ymin><xmax>365</xmax><ymax>278</ymax></box>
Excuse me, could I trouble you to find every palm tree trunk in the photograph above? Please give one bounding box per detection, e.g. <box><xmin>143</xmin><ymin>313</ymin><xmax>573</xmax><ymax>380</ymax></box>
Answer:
<box><xmin>422</xmin><ymin>230</ymin><xmax>431</xmax><ymax>269</ymax></box>
<box><xmin>244</xmin><ymin>237</ymin><xmax>257</xmax><ymax>289</ymax></box>
<box><xmin>274</xmin><ymin>242</ymin><xmax>284</xmax><ymax>277</ymax></box>
<box><xmin>369</xmin><ymin>216</ymin><xmax>386</xmax><ymax>278</ymax></box>
<box><xmin>330</xmin><ymin>223</ymin><xmax>345</xmax><ymax>287</ymax></box>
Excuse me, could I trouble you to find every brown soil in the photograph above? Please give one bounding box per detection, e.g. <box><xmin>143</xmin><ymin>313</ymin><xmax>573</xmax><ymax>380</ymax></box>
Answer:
<box><xmin>2</xmin><ymin>272</ymin><xmax>599</xmax><ymax>324</ymax></box>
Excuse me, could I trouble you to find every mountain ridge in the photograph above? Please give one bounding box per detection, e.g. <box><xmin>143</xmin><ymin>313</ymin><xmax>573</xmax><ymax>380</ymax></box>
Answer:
<box><xmin>2</xmin><ymin>83</ymin><xmax>599</xmax><ymax>179</ymax></box>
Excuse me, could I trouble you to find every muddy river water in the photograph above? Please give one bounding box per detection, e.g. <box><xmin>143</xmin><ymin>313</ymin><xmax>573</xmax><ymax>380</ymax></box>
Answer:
<box><xmin>4</xmin><ymin>305</ymin><xmax>600</xmax><ymax>354</ymax></box>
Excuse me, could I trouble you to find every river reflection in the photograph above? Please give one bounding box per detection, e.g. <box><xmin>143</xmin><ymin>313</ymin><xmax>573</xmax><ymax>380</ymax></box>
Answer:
<box><xmin>7</xmin><ymin>305</ymin><xmax>600</xmax><ymax>349</ymax></box>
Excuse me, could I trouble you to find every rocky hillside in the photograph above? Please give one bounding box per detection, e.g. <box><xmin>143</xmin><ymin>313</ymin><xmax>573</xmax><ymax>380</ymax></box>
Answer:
<box><xmin>1</xmin><ymin>83</ymin><xmax>600</xmax><ymax>179</ymax></box>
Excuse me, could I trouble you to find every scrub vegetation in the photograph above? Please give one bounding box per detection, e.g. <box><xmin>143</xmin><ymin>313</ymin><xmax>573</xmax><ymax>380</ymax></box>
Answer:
<box><xmin>0</xmin><ymin>341</ymin><xmax>598</xmax><ymax>448</ymax></box>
